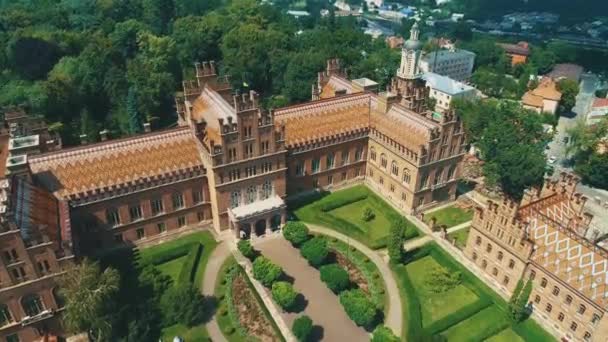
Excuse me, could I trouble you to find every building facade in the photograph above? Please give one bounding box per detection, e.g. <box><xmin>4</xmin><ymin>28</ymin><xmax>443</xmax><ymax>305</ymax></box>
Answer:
<box><xmin>464</xmin><ymin>173</ymin><xmax>608</xmax><ymax>342</ymax></box>
<box><xmin>419</xmin><ymin>48</ymin><xmax>476</xmax><ymax>82</ymax></box>
<box><xmin>422</xmin><ymin>72</ymin><xmax>478</xmax><ymax>112</ymax></box>
<box><xmin>498</xmin><ymin>41</ymin><xmax>530</xmax><ymax>66</ymax></box>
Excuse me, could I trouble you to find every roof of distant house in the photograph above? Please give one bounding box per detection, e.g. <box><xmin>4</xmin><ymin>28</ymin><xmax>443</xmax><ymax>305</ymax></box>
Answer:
<box><xmin>498</xmin><ymin>42</ymin><xmax>530</xmax><ymax>56</ymax></box>
<box><xmin>422</xmin><ymin>72</ymin><xmax>475</xmax><ymax>96</ymax></box>
<box><xmin>593</xmin><ymin>97</ymin><xmax>608</xmax><ymax>108</ymax></box>
<box><xmin>522</xmin><ymin>78</ymin><xmax>562</xmax><ymax>107</ymax></box>
<box><xmin>547</xmin><ymin>63</ymin><xmax>584</xmax><ymax>82</ymax></box>
<box><xmin>422</xmin><ymin>49</ymin><xmax>476</xmax><ymax>63</ymax></box>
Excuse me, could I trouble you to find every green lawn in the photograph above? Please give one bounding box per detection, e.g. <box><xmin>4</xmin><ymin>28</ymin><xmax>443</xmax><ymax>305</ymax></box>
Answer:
<box><xmin>441</xmin><ymin>306</ymin><xmax>509</xmax><ymax>341</ymax></box>
<box><xmin>156</xmin><ymin>255</ymin><xmax>188</xmax><ymax>283</ymax></box>
<box><xmin>293</xmin><ymin>185</ymin><xmax>419</xmax><ymax>249</ymax></box>
<box><xmin>448</xmin><ymin>227</ymin><xmax>470</xmax><ymax>250</ymax></box>
<box><xmin>513</xmin><ymin>319</ymin><xmax>556</xmax><ymax>342</ymax></box>
<box><xmin>486</xmin><ymin>328</ymin><xmax>525</xmax><ymax>342</ymax></box>
<box><xmin>161</xmin><ymin>323</ymin><xmax>208</xmax><ymax>342</ymax></box>
<box><xmin>406</xmin><ymin>256</ymin><xmax>479</xmax><ymax>327</ymax></box>
<box><xmin>425</xmin><ymin>206</ymin><xmax>473</xmax><ymax>228</ymax></box>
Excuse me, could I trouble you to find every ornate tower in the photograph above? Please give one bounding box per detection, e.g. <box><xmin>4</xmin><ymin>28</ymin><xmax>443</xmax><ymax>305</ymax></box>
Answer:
<box><xmin>392</xmin><ymin>22</ymin><xmax>429</xmax><ymax>114</ymax></box>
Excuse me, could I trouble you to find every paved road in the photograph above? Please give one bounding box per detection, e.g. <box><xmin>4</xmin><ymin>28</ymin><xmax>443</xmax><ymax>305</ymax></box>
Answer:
<box><xmin>306</xmin><ymin>224</ymin><xmax>403</xmax><ymax>336</ymax></box>
<box><xmin>256</xmin><ymin>237</ymin><xmax>369</xmax><ymax>342</ymax></box>
<box><xmin>201</xmin><ymin>242</ymin><xmax>231</xmax><ymax>342</ymax></box>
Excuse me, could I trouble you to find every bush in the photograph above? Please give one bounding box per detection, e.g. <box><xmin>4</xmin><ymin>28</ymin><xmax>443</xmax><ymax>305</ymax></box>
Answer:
<box><xmin>371</xmin><ymin>325</ymin><xmax>399</xmax><ymax>342</ymax></box>
<box><xmin>143</xmin><ymin>242</ymin><xmax>197</xmax><ymax>265</ymax></box>
<box><xmin>424</xmin><ymin>266</ymin><xmax>461</xmax><ymax>293</ymax></box>
<box><xmin>177</xmin><ymin>244</ymin><xmax>202</xmax><ymax>284</ymax></box>
<box><xmin>283</xmin><ymin>222</ymin><xmax>310</xmax><ymax>245</ymax></box>
<box><xmin>292</xmin><ymin>315</ymin><xmax>313</xmax><ymax>342</ymax></box>
<box><xmin>300</xmin><ymin>237</ymin><xmax>329</xmax><ymax>267</ymax></box>
<box><xmin>319</xmin><ymin>263</ymin><xmax>350</xmax><ymax>293</ymax></box>
<box><xmin>160</xmin><ymin>283</ymin><xmax>206</xmax><ymax>326</ymax></box>
<box><xmin>339</xmin><ymin>289</ymin><xmax>377</xmax><ymax>327</ymax></box>
<box><xmin>387</xmin><ymin>218</ymin><xmax>406</xmax><ymax>264</ymax></box>
<box><xmin>362</xmin><ymin>207</ymin><xmax>375</xmax><ymax>221</ymax></box>
<box><xmin>271</xmin><ymin>281</ymin><xmax>297</xmax><ymax>310</ymax></box>
<box><xmin>237</xmin><ymin>240</ymin><xmax>255</xmax><ymax>260</ymax></box>
<box><xmin>252</xmin><ymin>256</ymin><xmax>282</xmax><ymax>287</ymax></box>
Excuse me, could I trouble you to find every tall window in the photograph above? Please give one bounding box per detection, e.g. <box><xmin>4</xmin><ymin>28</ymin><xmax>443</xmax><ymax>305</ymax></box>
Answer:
<box><xmin>295</xmin><ymin>163</ymin><xmax>304</xmax><ymax>176</ymax></box>
<box><xmin>244</xmin><ymin>143</ymin><xmax>254</xmax><ymax>158</ymax></box>
<box><xmin>0</xmin><ymin>305</ymin><xmax>12</xmax><ymax>326</ymax></box>
<box><xmin>150</xmin><ymin>198</ymin><xmax>164</xmax><ymax>215</ymax></box>
<box><xmin>341</xmin><ymin>151</ymin><xmax>349</xmax><ymax>166</ymax></box>
<box><xmin>370</xmin><ymin>147</ymin><xmax>376</xmax><ymax>161</ymax></box>
<box><xmin>578</xmin><ymin>305</ymin><xmax>586</xmax><ymax>315</ymax></box>
<box><xmin>106</xmin><ymin>208</ymin><xmax>120</xmax><ymax>226</ymax></box>
<box><xmin>22</xmin><ymin>294</ymin><xmax>44</xmax><ymax>317</ymax></box>
<box><xmin>177</xmin><ymin>216</ymin><xmax>186</xmax><ymax>227</ymax></box>
<box><xmin>136</xmin><ymin>228</ymin><xmax>145</xmax><ymax>240</ymax></box>
<box><xmin>326</xmin><ymin>153</ymin><xmax>335</xmax><ymax>169</ymax></box>
<box><xmin>433</xmin><ymin>168</ymin><xmax>444</xmax><ymax>185</ymax></box>
<box><xmin>260</xmin><ymin>140</ymin><xmax>269</xmax><ymax>154</ymax></box>
<box><xmin>312</xmin><ymin>158</ymin><xmax>320</xmax><ymax>173</ymax></box>
<box><xmin>540</xmin><ymin>278</ymin><xmax>547</xmax><ymax>288</ymax></box>
<box><xmin>230</xmin><ymin>190</ymin><xmax>241</xmax><ymax>208</ymax></box>
<box><xmin>552</xmin><ymin>286</ymin><xmax>560</xmax><ymax>296</ymax></box>
<box><xmin>262</xmin><ymin>181</ymin><xmax>272</xmax><ymax>200</ymax></box>
<box><xmin>380</xmin><ymin>154</ymin><xmax>387</xmax><ymax>168</ymax></box>
<box><xmin>565</xmin><ymin>295</ymin><xmax>573</xmax><ymax>305</ymax></box>
<box><xmin>2</xmin><ymin>249</ymin><xmax>18</xmax><ymax>263</ymax></box>
<box><xmin>192</xmin><ymin>190</ymin><xmax>203</xmax><ymax>204</ymax></box>
<box><xmin>247</xmin><ymin>185</ymin><xmax>257</xmax><ymax>203</ymax></box>
<box><xmin>420</xmin><ymin>173</ymin><xmax>429</xmax><ymax>189</ymax></box>
<box><xmin>402</xmin><ymin>168</ymin><xmax>411</xmax><ymax>184</ymax></box>
<box><xmin>172</xmin><ymin>193</ymin><xmax>184</xmax><ymax>210</ymax></box>
<box><xmin>355</xmin><ymin>147</ymin><xmax>363</xmax><ymax>161</ymax></box>
<box><xmin>391</xmin><ymin>161</ymin><xmax>398</xmax><ymax>176</ymax></box>
<box><xmin>129</xmin><ymin>204</ymin><xmax>142</xmax><ymax>222</ymax></box>
<box><xmin>447</xmin><ymin>164</ymin><xmax>456</xmax><ymax>180</ymax></box>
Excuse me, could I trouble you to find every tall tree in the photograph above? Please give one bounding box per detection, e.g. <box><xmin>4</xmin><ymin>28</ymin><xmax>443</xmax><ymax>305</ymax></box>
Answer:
<box><xmin>142</xmin><ymin>0</ymin><xmax>175</xmax><ymax>34</ymax></box>
<box><xmin>127</xmin><ymin>86</ymin><xmax>143</xmax><ymax>134</ymax></box>
<box><xmin>58</xmin><ymin>259</ymin><xmax>120</xmax><ymax>341</ymax></box>
<box><xmin>557</xmin><ymin>79</ymin><xmax>579</xmax><ymax>114</ymax></box>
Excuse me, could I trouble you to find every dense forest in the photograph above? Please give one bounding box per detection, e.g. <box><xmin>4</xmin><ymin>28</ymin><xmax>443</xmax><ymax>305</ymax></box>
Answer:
<box><xmin>0</xmin><ymin>0</ymin><xmax>398</xmax><ymax>145</ymax></box>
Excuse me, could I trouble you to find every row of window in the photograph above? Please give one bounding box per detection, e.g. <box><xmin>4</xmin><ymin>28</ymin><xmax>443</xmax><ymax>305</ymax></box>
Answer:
<box><xmin>0</xmin><ymin>293</ymin><xmax>50</xmax><ymax>327</ymax></box>
<box><xmin>295</xmin><ymin>148</ymin><xmax>364</xmax><ymax>176</ymax></box>
<box><xmin>534</xmin><ymin>296</ymin><xmax>594</xmax><ymax>340</ymax></box>
<box><xmin>474</xmin><ymin>238</ymin><xmax>517</xmax><ymax>269</ymax></box>
<box><xmin>113</xmin><ymin>212</ymin><xmax>205</xmax><ymax>243</ymax></box>
<box><xmin>369</xmin><ymin>169</ymin><xmax>424</xmax><ymax>207</ymax></box>
<box><xmin>106</xmin><ymin>190</ymin><xmax>203</xmax><ymax>227</ymax></box>
<box><xmin>310</xmin><ymin>168</ymin><xmax>361</xmax><ymax>189</ymax></box>
<box><xmin>230</xmin><ymin>180</ymin><xmax>274</xmax><ymax>208</ymax></box>
<box><xmin>224</xmin><ymin>161</ymin><xmax>275</xmax><ymax>183</ymax></box>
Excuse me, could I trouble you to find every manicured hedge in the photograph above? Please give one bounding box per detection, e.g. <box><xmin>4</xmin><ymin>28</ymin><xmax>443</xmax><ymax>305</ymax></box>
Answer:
<box><xmin>425</xmin><ymin>297</ymin><xmax>493</xmax><ymax>335</ymax></box>
<box><xmin>300</xmin><ymin>237</ymin><xmax>329</xmax><ymax>267</ymax></box>
<box><xmin>392</xmin><ymin>263</ymin><xmax>426</xmax><ymax>341</ymax></box>
<box><xmin>339</xmin><ymin>288</ymin><xmax>378</xmax><ymax>328</ymax></box>
<box><xmin>283</xmin><ymin>222</ymin><xmax>310</xmax><ymax>246</ymax></box>
<box><xmin>141</xmin><ymin>242</ymin><xmax>197</xmax><ymax>266</ymax></box>
<box><xmin>177</xmin><ymin>244</ymin><xmax>203</xmax><ymax>284</ymax></box>
<box><xmin>319</xmin><ymin>263</ymin><xmax>350</xmax><ymax>293</ymax></box>
<box><xmin>253</xmin><ymin>256</ymin><xmax>283</xmax><ymax>287</ymax></box>
<box><xmin>292</xmin><ymin>315</ymin><xmax>313</xmax><ymax>342</ymax></box>
<box><xmin>272</xmin><ymin>281</ymin><xmax>298</xmax><ymax>310</ymax></box>
<box><xmin>513</xmin><ymin>319</ymin><xmax>556</xmax><ymax>342</ymax></box>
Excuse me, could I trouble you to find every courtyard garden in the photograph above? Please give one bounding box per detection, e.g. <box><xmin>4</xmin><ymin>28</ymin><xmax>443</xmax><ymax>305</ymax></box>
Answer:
<box><xmin>100</xmin><ymin>231</ymin><xmax>218</xmax><ymax>342</ymax></box>
<box><xmin>392</xmin><ymin>243</ymin><xmax>555</xmax><ymax>342</ymax></box>
<box><xmin>424</xmin><ymin>203</ymin><xmax>474</xmax><ymax>229</ymax></box>
<box><xmin>215</xmin><ymin>256</ymin><xmax>284</xmax><ymax>342</ymax></box>
<box><xmin>447</xmin><ymin>226</ymin><xmax>470</xmax><ymax>250</ymax></box>
<box><xmin>292</xmin><ymin>185</ymin><xmax>419</xmax><ymax>249</ymax></box>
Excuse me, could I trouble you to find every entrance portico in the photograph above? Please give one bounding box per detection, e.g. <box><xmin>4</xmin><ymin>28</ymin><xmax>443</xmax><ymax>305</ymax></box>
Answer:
<box><xmin>228</xmin><ymin>195</ymin><xmax>287</xmax><ymax>240</ymax></box>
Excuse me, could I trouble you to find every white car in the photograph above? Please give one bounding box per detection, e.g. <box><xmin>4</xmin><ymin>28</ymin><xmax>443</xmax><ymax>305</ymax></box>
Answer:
<box><xmin>548</xmin><ymin>156</ymin><xmax>557</xmax><ymax>164</ymax></box>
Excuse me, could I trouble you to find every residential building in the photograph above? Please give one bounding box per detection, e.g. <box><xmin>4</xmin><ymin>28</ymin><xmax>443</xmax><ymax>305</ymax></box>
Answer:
<box><xmin>498</xmin><ymin>41</ymin><xmax>530</xmax><ymax>66</ymax></box>
<box><xmin>419</xmin><ymin>48</ymin><xmax>476</xmax><ymax>82</ymax></box>
<box><xmin>587</xmin><ymin>98</ymin><xmax>608</xmax><ymax>125</ymax></box>
<box><xmin>422</xmin><ymin>72</ymin><xmax>478</xmax><ymax>112</ymax></box>
<box><xmin>522</xmin><ymin>78</ymin><xmax>562</xmax><ymax>114</ymax></box>
<box><xmin>464</xmin><ymin>173</ymin><xmax>608</xmax><ymax>342</ymax></box>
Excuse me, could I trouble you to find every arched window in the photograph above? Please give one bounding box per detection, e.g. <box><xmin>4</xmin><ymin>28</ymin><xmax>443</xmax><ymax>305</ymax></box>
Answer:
<box><xmin>0</xmin><ymin>304</ymin><xmax>12</xmax><ymax>326</ymax></box>
<box><xmin>529</xmin><ymin>270</ymin><xmax>536</xmax><ymax>279</ymax></box>
<box><xmin>433</xmin><ymin>168</ymin><xmax>444</xmax><ymax>185</ymax></box>
<box><xmin>246</xmin><ymin>185</ymin><xmax>257</xmax><ymax>204</ymax></box>
<box><xmin>545</xmin><ymin>303</ymin><xmax>552</xmax><ymax>313</ymax></box>
<box><xmin>558</xmin><ymin>312</ymin><xmax>565</xmax><ymax>321</ymax></box>
<box><xmin>472</xmin><ymin>252</ymin><xmax>478</xmax><ymax>261</ymax></box>
<box><xmin>230</xmin><ymin>190</ymin><xmax>241</xmax><ymax>208</ymax></box>
<box><xmin>380</xmin><ymin>154</ymin><xmax>387</xmax><ymax>168</ymax></box>
<box><xmin>503</xmin><ymin>276</ymin><xmax>509</xmax><ymax>285</ymax></box>
<box><xmin>592</xmin><ymin>313</ymin><xmax>601</xmax><ymax>325</ymax></box>
<box><xmin>447</xmin><ymin>164</ymin><xmax>457</xmax><ymax>180</ymax></box>
<box><xmin>497</xmin><ymin>251</ymin><xmax>503</xmax><ymax>261</ymax></box>
<box><xmin>326</xmin><ymin>152</ymin><xmax>335</xmax><ymax>169</ymax></box>
<box><xmin>578</xmin><ymin>305</ymin><xmax>586</xmax><ymax>315</ymax></box>
<box><xmin>22</xmin><ymin>294</ymin><xmax>44</xmax><ymax>317</ymax></box>
<box><xmin>481</xmin><ymin>260</ymin><xmax>487</xmax><ymax>269</ymax></box>
<box><xmin>402</xmin><ymin>168</ymin><xmax>411</xmax><ymax>184</ymax></box>
<box><xmin>508</xmin><ymin>259</ymin><xmax>515</xmax><ymax>269</ymax></box>
<box><xmin>570</xmin><ymin>322</ymin><xmax>577</xmax><ymax>332</ymax></box>
<box><xmin>584</xmin><ymin>332</ymin><xmax>592</xmax><ymax>341</ymax></box>
<box><xmin>261</xmin><ymin>181</ymin><xmax>272</xmax><ymax>200</ymax></box>
<box><xmin>540</xmin><ymin>278</ymin><xmax>547</xmax><ymax>288</ymax></box>
<box><xmin>492</xmin><ymin>268</ymin><xmax>498</xmax><ymax>276</ymax></box>
<box><xmin>565</xmin><ymin>295</ymin><xmax>573</xmax><ymax>305</ymax></box>
<box><xmin>552</xmin><ymin>286</ymin><xmax>560</xmax><ymax>296</ymax></box>
<box><xmin>534</xmin><ymin>295</ymin><xmax>540</xmax><ymax>304</ymax></box>
<box><xmin>370</xmin><ymin>147</ymin><xmax>376</xmax><ymax>161</ymax></box>
<box><xmin>391</xmin><ymin>161</ymin><xmax>398</xmax><ymax>176</ymax></box>
<box><xmin>475</xmin><ymin>236</ymin><xmax>481</xmax><ymax>246</ymax></box>
<box><xmin>486</xmin><ymin>243</ymin><xmax>492</xmax><ymax>253</ymax></box>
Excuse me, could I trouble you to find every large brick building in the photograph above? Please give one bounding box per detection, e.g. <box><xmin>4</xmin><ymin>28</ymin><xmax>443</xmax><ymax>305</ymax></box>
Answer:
<box><xmin>464</xmin><ymin>173</ymin><xmax>608</xmax><ymax>341</ymax></box>
<box><xmin>0</xmin><ymin>24</ymin><xmax>466</xmax><ymax>340</ymax></box>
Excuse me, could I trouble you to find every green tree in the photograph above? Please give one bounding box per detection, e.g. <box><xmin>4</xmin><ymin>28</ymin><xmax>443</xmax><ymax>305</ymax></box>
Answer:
<box><xmin>450</xmin><ymin>21</ymin><xmax>473</xmax><ymax>41</ymax></box>
<box><xmin>509</xmin><ymin>279</ymin><xmax>533</xmax><ymax>322</ymax></box>
<box><xmin>281</xmin><ymin>51</ymin><xmax>326</xmax><ymax>102</ymax></box>
<box><xmin>58</xmin><ymin>259</ymin><xmax>120</xmax><ymax>341</ymax></box>
<box><xmin>7</xmin><ymin>35</ymin><xmax>63</xmax><ymax>80</ymax></box>
<box><xmin>339</xmin><ymin>289</ymin><xmax>377</xmax><ymax>327</ymax></box>
<box><xmin>142</xmin><ymin>0</ymin><xmax>175</xmax><ymax>34</ymax></box>
<box><xmin>171</xmin><ymin>14</ymin><xmax>224</xmax><ymax>69</ymax></box>
<box><xmin>283</xmin><ymin>222</ymin><xmax>310</xmax><ymax>245</ymax></box>
<box><xmin>292</xmin><ymin>315</ymin><xmax>313</xmax><ymax>342</ymax></box>
<box><xmin>253</xmin><ymin>256</ymin><xmax>283</xmax><ymax>287</ymax></box>
<box><xmin>272</xmin><ymin>281</ymin><xmax>298</xmax><ymax>310</ymax></box>
<box><xmin>557</xmin><ymin>78</ymin><xmax>580</xmax><ymax>114</ymax></box>
<box><xmin>319</xmin><ymin>263</ymin><xmax>350</xmax><ymax>293</ymax></box>
<box><xmin>387</xmin><ymin>218</ymin><xmax>406</xmax><ymax>264</ymax></box>
<box><xmin>160</xmin><ymin>283</ymin><xmax>207</xmax><ymax>326</ymax></box>
<box><xmin>237</xmin><ymin>239</ymin><xmax>256</xmax><ymax>260</ymax></box>
<box><xmin>371</xmin><ymin>325</ymin><xmax>399</xmax><ymax>342</ymax></box>
<box><xmin>109</xmin><ymin>19</ymin><xmax>149</xmax><ymax>59</ymax></box>
<box><xmin>300</xmin><ymin>236</ymin><xmax>329</xmax><ymax>267</ymax></box>
<box><xmin>127</xmin><ymin>86</ymin><xmax>143</xmax><ymax>134</ymax></box>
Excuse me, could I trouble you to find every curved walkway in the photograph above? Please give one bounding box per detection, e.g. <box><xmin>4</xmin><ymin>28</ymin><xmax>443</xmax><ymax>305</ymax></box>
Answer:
<box><xmin>201</xmin><ymin>241</ymin><xmax>231</xmax><ymax>342</ymax></box>
<box><xmin>305</xmin><ymin>223</ymin><xmax>403</xmax><ymax>336</ymax></box>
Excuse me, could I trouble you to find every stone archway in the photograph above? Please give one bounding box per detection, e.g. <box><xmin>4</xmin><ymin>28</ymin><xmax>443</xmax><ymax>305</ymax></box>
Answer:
<box><xmin>254</xmin><ymin>219</ymin><xmax>266</xmax><ymax>237</ymax></box>
<box><xmin>271</xmin><ymin>214</ymin><xmax>281</xmax><ymax>231</ymax></box>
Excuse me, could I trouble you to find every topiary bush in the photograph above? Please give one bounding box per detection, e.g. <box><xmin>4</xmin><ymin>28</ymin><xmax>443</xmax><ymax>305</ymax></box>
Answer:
<box><xmin>160</xmin><ymin>283</ymin><xmax>207</xmax><ymax>326</ymax></box>
<box><xmin>283</xmin><ymin>222</ymin><xmax>310</xmax><ymax>245</ymax></box>
<box><xmin>362</xmin><ymin>207</ymin><xmax>375</xmax><ymax>221</ymax></box>
<box><xmin>237</xmin><ymin>239</ymin><xmax>255</xmax><ymax>260</ymax></box>
<box><xmin>339</xmin><ymin>289</ymin><xmax>377</xmax><ymax>328</ymax></box>
<box><xmin>319</xmin><ymin>263</ymin><xmax>350</xmax><ymax>293</ymax></box>
<box><xmin>300</xmin><ymin>236</ymin><xmax>329</xmax><ymax>267</ymax></box>
<box><xmin>292</xmin><ymin>315</ymin><xmax>313</xmax><ymax>342</ymax></box>
<box><xmin>252</xmin><ymin>256</ymin><xmax>282</xmax><ymax>287</ymax></box>
<box><xmin>371</xmin><ymin>325</ymin><xmax>399</xmax><ymax>342</ymax></box>
<box><xmin>271</xmin><ymin>281</ymin><xmax>297</xmax><ymax>310</ymax></box>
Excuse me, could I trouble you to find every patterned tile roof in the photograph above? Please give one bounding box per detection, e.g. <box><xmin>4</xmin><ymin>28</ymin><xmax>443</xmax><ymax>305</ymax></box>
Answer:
<box><xmin>320</xmin><ymin>75</ymin><xmax>355</xmax><ymax>99</ymax></box>
<box><xmin>372</xmin><ymin>104</ymin><xmax>439</xmax><ymax>148</ymax></box>
<box><xmin>29</xmin><ymin>127</ymin><xmax>203</xmax><ymax>199</ymax></box>
<box><xmin>274</xmin><ymin>93</ymin><xmax>371</xmax><ymax>147</ymax></box>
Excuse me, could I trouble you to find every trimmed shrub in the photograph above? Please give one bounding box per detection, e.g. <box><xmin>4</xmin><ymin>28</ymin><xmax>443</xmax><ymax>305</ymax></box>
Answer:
<box><xmin>339</xmin><ymin>289</ymin><xmax>377</xmax><ymax>327</ymax></box>
<box><xmin>319</xmin><ymin>263</ymin><xmax>350</xmax><ymax>293</ymax></box>
<box><xmin>143</xmin><ymin>242</ymin><xmax>197</xmax><ymax>265</ymax></box>
<box><xmin>292</xmin><ymin>315</ymin><xmax>313</xmax><ymax>342</ymax></box>
<box><xmin>160</xmin><ymin>283</ymin><xmax>206</xmax><ymax>326</ymax></box>
<box><xmin>300</xmin><ymin>237</ymin><xmax>329</xmax><ymax>267</ymax></box>
<box><xmin>237</xmin><ymin>240</ymin><xmax>255</xmax><ymax>260</ymax></box>
<box><xmin>271</xmin><ymin>281</ymin><xmax>297</xmax><ymax>310</ymax></box>
<box><xmin>177</xmin><ymin>244</ymin><xmax>202</xmax><ymax>284</ymax></box>
<box><xmin>362</xmin><ymin>207</ymin><xmax>375</xmax><ymax>221</ymax></box>
<box><xmin>387</xmin><ymin>218</ymin><xmax>406</xmax><ymax>264</ymax></box>
<box><xmin>283</xmin><ymin>222</ymin><xmax>310</xmax><ymax>245</ymax></box>
<box><xmin>252</xmin><ymin>256</ymin><xmax>282</xmax><ymax>287</ymax></box>
<box><xmin>371</xmin><ymin>325</ymin><xmax>399</xmax><ymax>342</ymax></box>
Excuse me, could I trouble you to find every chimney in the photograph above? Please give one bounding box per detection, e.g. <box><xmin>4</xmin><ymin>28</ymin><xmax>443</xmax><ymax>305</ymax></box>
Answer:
<box><xmin>143</xmin><ymin>122</ymin><xmax>151</xmax><ymax>133</ymax></box>
<box><xmin>99</xmin><ymin>130</ymin><xmax>109</xmax><ymax>142</ymax></box>
<box><xmin>79</xmin><ymin>134</ymin><xmax>87</xmax><ymax>145</ymax></box>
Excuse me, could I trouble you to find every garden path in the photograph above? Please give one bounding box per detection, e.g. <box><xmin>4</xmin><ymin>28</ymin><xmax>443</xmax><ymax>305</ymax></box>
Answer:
<box><xmin>201</xmin><ymin>241</ymin><xmax>231</xmax><ymax>342</ymax></box>
<box><xmin>256</xmin><ymin>237</ymin><xmax>369</xmax><ymax>342</ymax></box>
<box><xmin>446</xmin><ymin>221</ymin><xmax>472</xmax><ymax>234</ymax></box>
<box><xmin>305</xmin><ymin>224</ymin><xmax>403</xmax><ymax>337</ymax></box>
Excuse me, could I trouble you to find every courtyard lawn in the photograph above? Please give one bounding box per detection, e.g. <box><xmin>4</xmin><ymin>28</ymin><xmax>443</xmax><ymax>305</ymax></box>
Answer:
<box><xmin>161</xmin><ymin>323</ymin><xmax>208</xmax><ymax>342</ymax></box>
<box><xmin>156</xmin><ymin>255</ymin><xmax>188</xmax><ymax>283</ymax></box>
<box><xmin>513</xmin><ymin>319</ymin><xmax>556</xmax><ymax>342</ymax></box>
<box><xmin>292</xmin><ymin>185</ymin><xmax>419</xmax><ymax>249</ymax></box>
<box><xmin>425</xmin><ymin>205</ymin><xmax>473</xmax><ymax>228</ymax></box>
<box><xmin>405</xmin><ymin>255</ymin><xmax>479</xmax><ymax>327</ymax></box>
<box><xmin>441</xmin><ymin>306</ymin><xmax>509</xmax><ymax>341</ymax></box>
<box><xmin>486</xmin><ymin>328</ymin><xmax>525</xmax><ymax>342</ymax></box>
<box><xmin>448</xmin><ymin>227</ymin><xmax>470</xmax><ymax>250</ymax></box>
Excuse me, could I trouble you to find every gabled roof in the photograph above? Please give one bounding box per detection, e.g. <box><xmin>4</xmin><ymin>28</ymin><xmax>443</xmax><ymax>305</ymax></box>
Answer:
<box><xmin>320</xmin><ymin>75</ymin><xmax>354</xmax><ymax>99</ymax></box>
<box><xmin>372</xmin><ymin>104</ymin><xmax>439</xmax><ymax>148</ymax></box>
<box><xmin>422</xmin><ymin>72</ymin><xmax>475</xmax><ymax>95</ymax></box>
<box><xmin>593</xmin><ymin>97</ymin><xmax>608</xmax><ymax>108</ymax></box>
<box><xmin>190</xmin><ymin>86</ymin><xmax>236</xmax><ymax>130</ymax></box>
<box><xmin>29</xmin><ymin>127</ymin><xmax>203</xmax><ymax>200</ymax></box>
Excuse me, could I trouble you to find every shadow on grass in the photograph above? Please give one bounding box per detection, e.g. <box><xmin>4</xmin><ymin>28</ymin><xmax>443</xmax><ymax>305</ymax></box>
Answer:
<box><xmin>201</xmin><ymin>295</ymin><xmax>219</xmax><ymax>324</ymax></box>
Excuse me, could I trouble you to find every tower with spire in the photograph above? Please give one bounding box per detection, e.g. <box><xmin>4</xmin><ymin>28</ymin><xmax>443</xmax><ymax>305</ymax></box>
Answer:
<box><xmin>397</xmin><ymin>22</ymin><xmax>423</xmax><ymax>79</ymax></box>
<box><xmin>392</xmin><ymin>22</ymin><xmax>429</xmax><ymax>114</ymax></box>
